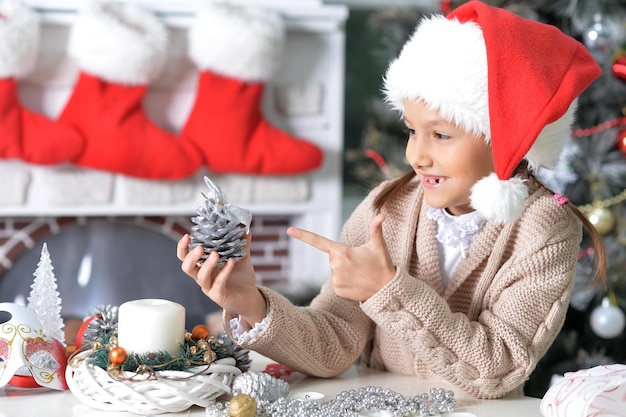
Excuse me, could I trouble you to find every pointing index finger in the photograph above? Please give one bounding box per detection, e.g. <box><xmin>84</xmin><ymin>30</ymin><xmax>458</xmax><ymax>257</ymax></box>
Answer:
<box><xmin>287</xmin><ymin>227</ymin><xmax>337</xmax><ymax>254</ymax></box>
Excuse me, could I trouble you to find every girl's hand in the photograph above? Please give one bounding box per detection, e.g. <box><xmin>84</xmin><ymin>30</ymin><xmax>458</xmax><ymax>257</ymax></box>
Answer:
<box><xmin>287</xmin><ymin>214</ymin><xmax>396</xmax><ymax>302</ymax></box>
<box><xmin>177</xmin><ymin>233</ymin><xmax>267</xmax><ymax>326</ymax></box>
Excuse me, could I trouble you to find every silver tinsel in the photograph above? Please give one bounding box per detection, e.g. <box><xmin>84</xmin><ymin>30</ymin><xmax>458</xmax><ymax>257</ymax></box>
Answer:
<box><xmin>206</xmin><ymin>386</ymin><xmax>456</xmax><ymax>417</ymax></box>
<box><xmin>231</xmin><ymin>370</ymin><xmax>290</xmax><ymax>402</ymax></box>
<box><xmin>80</xmin><ymin>304</ymin><xmax>119</xmax><ymax>346</ymax></box>
<box><xmin>189</xmin><ymin>176</ymin><xmax>252</xmax><ymax>267</ymax></box>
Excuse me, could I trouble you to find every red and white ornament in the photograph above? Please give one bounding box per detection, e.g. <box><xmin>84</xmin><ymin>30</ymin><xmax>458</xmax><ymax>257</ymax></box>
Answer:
<box><xmin>0</xmin><ymin>303</ymin><xmax>68</xmax><ymax>390</ymax></box>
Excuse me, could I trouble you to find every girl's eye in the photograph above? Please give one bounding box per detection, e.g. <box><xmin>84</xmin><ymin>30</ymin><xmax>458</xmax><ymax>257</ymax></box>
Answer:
<box><xmin>434</xmin><ymin>132</ymin><xmax>450</xmax><ymax>140</ymax></box>
<box><xmin>403</xmin><ymin>128</ymin><xmax>416</xmax><ymax>137</ymax></box>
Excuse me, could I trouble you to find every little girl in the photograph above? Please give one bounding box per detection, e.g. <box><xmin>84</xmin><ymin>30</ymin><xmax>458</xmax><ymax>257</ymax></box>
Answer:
<box><xmin>178</xmin><ymin>0</ymin><xmax>606</xmax><ymax>399</ymax></box>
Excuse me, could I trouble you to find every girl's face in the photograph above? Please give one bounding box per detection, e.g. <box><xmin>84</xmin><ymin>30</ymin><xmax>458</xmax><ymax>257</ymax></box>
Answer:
<box><xmin>404</xmin><ymin>99</ymin><xmax>494</xmax><ymax>216</ymax></box>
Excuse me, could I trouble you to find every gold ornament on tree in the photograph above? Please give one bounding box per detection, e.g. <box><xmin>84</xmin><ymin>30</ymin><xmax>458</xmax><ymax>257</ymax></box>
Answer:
<box><xmin>587</xmin><ymin>206</ymin><xmax>616</xmax><ymax>235</ymax></box>
<box><xmin>581</xmin><ymin>174</ymin><xmax>623</xmax><ymax>235</ymax></box>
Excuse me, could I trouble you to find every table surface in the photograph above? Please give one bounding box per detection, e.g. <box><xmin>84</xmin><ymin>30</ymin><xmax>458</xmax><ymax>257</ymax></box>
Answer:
<box><xmin>0</xmin><ymin>352</ymin><xmax>543</xmax><ymax>417</ymax></box>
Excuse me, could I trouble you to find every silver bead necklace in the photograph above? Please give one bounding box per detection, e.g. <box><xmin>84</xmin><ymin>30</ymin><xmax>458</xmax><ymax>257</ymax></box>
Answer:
<box><xmin>205</xmin><ymin>385</ymin><xmax>456</xmax><ymax>417</ymax></box>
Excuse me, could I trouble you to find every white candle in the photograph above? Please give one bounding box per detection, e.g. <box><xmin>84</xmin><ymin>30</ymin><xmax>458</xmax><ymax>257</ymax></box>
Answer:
<box><xmin>117</xmin><ymin>299</ymin><xmax>185</xmax><ymax>355</ymax></box>
<box><xmin>290</xmin><ymin>391</ymin><xmax>325</xmax><ymax>404</ymax></box>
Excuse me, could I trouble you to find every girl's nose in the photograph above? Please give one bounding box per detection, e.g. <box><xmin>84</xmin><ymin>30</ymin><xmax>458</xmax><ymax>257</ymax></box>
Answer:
<box><xmin>406</xmin><ymin>135</ymin><xmax>432</xmax><ymax>168</ymax></box>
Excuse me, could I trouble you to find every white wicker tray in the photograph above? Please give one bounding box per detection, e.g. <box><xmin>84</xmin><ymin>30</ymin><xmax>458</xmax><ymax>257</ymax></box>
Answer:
<box><xmin>66</xmin><ymin>349</ymin><xmax>242</xmax><ymax>415</ymax></box>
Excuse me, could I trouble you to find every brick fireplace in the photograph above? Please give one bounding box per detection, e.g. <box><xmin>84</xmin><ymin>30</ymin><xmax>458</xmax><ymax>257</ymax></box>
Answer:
<box><xmin>0</xmin><ymin>0</ymin><xmax>348</xmax><ymax>328</ymax></box>
<box><xmin>0</xmin><ymin>215</ymin><xmax>292</xmax><ymax>286</ymax></box>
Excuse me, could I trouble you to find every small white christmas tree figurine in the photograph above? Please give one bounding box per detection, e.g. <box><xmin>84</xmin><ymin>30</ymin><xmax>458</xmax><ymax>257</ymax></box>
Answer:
<box><xmin>27</xmin><ymin>243</ymin><xmax>65</xmax><ymax>344</ymax></box>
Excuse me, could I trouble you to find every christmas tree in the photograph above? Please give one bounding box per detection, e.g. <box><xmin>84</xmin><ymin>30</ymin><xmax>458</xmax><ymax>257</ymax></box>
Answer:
<box><xmin>27</xmin><ymin>243</ymin><xmax>65</xmax><ymax>345</ymax></box>
<box><xmin>343</xmin><ymin>0</ymin><xmax>626</xmax><ymax>398</ymax></box>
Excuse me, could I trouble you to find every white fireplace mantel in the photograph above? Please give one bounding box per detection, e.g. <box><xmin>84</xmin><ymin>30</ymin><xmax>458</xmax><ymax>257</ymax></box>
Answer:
<box><xmin>0</xmin><ymin>1</ymin><xmax>349</xmax><ymax>287</ymax></box>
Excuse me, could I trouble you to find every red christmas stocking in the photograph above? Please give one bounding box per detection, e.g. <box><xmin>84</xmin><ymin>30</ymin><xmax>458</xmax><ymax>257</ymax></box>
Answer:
<box><xmin>0</xmin><ymin>2</ymin><xmax>83</xmax><ymax>165</ymax></box>
<box><xmin>184</xmin><ymin>1</ymin><xmax>323</xmax><ymax>175</ymax></box>
<box><xmin>58</xmin><ymin>2</ymin><xmax>202</xmax><ymax>180</ymax></box>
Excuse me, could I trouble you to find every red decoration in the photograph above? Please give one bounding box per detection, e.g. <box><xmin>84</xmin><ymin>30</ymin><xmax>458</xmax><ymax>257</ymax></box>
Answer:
<box><xmin>0</xmin><ymin>82</ymin><xmax>84</xmax><ymax>166</ymax></box>
<box><xmin>8</xmin><ymin>337</ymin><xmax>68</xmax><ymax>390</ymax></box>
<box><xmin>183</xmin><ymin>2</ymin><xmax>324</xmax><ymax>176</ymax></box>
<box><xmin>8</xmin><ymin>375</ymin><xmax>41</xmax><ymax>388</ymax></box>
<box><xmin>440</xmin><ymin>0</ymin><xmax>453</xmax><ymax>15</ymax></box>
<box><xmin>74</xmin><ymin>315</ymin><xmax>98</xmax><ymax>348</ymax></box>
<box><xmin>264</xmin><ymin>363</ymin><xmax>293</xmax><ymax>379</ymax></box>
<box><xmin>365</xmin><ymin>149</ymin><xmax>391</xmax><ymax>177</ymax></box>
<box><xmin>578</xmin><ymin>247</ymin><xmax>595</xmax><ymax>260</ymax></box>
<box><xmin>109</xmin><ymin>347</ymin><xmax>128</xmax><ymax>365</ymax></box>
<box><xmin>613</xmin><ymin>55</ymin><xmax>626</xmax><ymax>83</ymax></box>
<box><xmin>572</xmin><ymin>117</ymin><xmax>626</xmax><ymax>138</ymax></box>
<box><xmin>191</xmin><ymin>324</ymin><xmax>209</xmax><ymax>340</ymax></box>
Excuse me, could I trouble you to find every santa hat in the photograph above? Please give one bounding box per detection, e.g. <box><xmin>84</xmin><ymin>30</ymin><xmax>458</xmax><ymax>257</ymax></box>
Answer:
<box><xmin>383</xmin><ymin>0</ymin><xmax>601</xmax><ymax>224</ymax></box>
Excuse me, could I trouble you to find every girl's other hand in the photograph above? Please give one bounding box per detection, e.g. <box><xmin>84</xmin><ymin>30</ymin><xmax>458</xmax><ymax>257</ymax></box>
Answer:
<box><xmin>287</xmin><ymin>214</ymin><xmax>396</xmax><ymax>302</ymax></box>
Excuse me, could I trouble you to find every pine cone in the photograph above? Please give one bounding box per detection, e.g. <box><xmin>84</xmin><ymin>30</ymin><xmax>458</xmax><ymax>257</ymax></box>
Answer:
<box><xmin>189</xmin><ymin>176</ymin><xmax>252</xmax><ymax>267</ymax></box>
<box><xmin>231</xmin><ymin>370</ymin><xmax>290</xmax><ymax>402</ymax></box>
<box><xmin>80</xmin><ymin>304</ymin><xmax>119</xmax><ymax>347</ymax></box>
<box><xmin>214</xmin><ymin>331</ymin><xmax>252</xmax><ymax>371</ymax></box>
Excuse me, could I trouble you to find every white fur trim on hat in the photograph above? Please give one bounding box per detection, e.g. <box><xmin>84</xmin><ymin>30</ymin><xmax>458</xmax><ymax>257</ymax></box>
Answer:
<box><xmin>470</xmin><ymin>101</ymin><xmax>576</xmax><ymax>224</ymax></box>
<box><xmin>188</xmin><ymin>0</ymin><xmax>285</xmax><ymax>82</ymax></box>
<box><xmin>470</xmin><ymin>173</ymin><xmax>529</xmax><ymax>224</ymax></box>
<box><xmin>526</xmin><ymin>99</ymin><xmax>578</xmax><ymax>172</ymax></box>
<box><xmin>0</xmin><ymin>0</ymin><xmax>39</xmax><ymax>79</ymax></box>
<box><xmin>383</xmin><ymin>15</ymin><xmax>490</xmax><ymax>140</ymax></box>
<box><xmin>68</xmin><ymin>2</ymin><xmax>167</xmax><ymax>85</ymax></box>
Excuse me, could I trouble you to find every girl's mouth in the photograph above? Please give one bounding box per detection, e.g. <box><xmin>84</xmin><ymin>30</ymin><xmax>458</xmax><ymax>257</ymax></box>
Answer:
<box><xmin>422</xmin><ymin>175</ymin><xmax>446</xmax><ymax>188</ymax></box>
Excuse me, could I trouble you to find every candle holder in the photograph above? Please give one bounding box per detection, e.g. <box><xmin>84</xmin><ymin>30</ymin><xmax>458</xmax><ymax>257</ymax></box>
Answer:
<box><xmin>66</xmin><ymin>348</ymin><xmax>242</xmax><ymax>415</ymax></box>
<box><xmin>65</xmin><ymin>303</ymin><xmax>250</xmax><ymax>415</ymax></box>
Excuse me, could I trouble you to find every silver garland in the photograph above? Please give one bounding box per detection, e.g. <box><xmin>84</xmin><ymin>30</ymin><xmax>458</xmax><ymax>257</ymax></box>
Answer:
<box><xmin>206</xmin><ymin>385</ymin><xmax>456</xmax><ymax>417</ymax></box>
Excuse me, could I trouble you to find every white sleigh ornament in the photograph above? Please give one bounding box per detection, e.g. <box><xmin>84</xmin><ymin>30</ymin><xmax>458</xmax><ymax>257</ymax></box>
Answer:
<box><xmin>541</xmin><ymin>364</ymin><xmax>626</xmax><ymax>417</ymax></box>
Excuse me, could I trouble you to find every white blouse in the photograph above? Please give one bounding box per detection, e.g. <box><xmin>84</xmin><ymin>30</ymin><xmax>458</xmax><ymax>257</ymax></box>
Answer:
<box><xmin>426</xmin><ymin>207</ymin><xmax>486</xmax><ymax>289</ymax></box>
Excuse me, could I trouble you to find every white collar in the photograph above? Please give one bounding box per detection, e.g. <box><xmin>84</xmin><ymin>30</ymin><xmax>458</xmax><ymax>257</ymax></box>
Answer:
<box><xmin>427</xmin><ymin>207</ymin><xmax>486</xmax><ymax>255</ymax></box>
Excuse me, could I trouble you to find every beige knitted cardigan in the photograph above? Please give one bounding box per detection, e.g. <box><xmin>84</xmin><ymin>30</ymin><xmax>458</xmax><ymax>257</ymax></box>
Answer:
<box><xmin>224</xmin><ymin>178</ymin><xmax>581</xmax><ymax>399</ymax></box>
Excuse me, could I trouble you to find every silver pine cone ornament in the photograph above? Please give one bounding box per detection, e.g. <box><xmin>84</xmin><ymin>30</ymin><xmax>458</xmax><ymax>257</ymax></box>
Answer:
<box><xmin>189</xmin><ymin>176</ymin><xmax>252</xmax><ymax>267</ymax></box>
<box><xmin>79</xmin><ymin>304</ymin><xmax>119</xmax><ymax>347</ymax></box>
<box><xmin>231</xmin><ymin>370</ymin><xmax>290</xmax><ymax>403</ymax></box>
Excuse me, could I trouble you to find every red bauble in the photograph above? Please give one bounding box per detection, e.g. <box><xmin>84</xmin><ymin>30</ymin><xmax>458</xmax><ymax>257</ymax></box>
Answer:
<box><xmin>613</xmin><ymin>55</ymin><xmax>626</xmax><ymax>83</ymax></box>
<box><xmin>191</xmin><ymin>324</ymin><xmax>210</xmax><ymax>340</ymax></box>
<box><xmin>109</xmin><ymin>347</ymin><xmax>128</xmax><ymax>365</ymax></box>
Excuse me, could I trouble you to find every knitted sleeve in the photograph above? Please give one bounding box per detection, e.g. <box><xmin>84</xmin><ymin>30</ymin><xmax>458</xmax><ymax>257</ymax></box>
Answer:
<box><xmin>361</xmin><ymin>194</ymin><xmax>581</xmax><ymax>399</ymax></box>
<box><xmin>221</xmin><ymin>186</ymin><xmax>383</xmax><ymax>377</ymax></box>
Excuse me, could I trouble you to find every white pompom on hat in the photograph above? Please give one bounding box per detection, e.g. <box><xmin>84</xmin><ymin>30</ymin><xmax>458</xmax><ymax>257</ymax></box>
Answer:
<box><xmin>383</xmin><ymin>0</ymin><xmax>601</xmax><ymax>224</ymax></box>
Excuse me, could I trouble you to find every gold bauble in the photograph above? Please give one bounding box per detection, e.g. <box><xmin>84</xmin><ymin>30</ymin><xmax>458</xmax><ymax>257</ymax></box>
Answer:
<box><xmin>587</xmin><ymin>207</ymin><xmax>616</xmax><ymax>235</ymax></box>
<box><xmin>203</xmin><ymin>348</ymin><xmax>217</xmax><ymax>364</ymax></box>
<box><xmin>228</xmin><ymin>394</ymin><xmax>257</xmax><ymax>417</ymax></box>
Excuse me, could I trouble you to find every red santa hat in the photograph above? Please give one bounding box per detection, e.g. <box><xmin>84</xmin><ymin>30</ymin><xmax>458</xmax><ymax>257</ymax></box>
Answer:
<box><xmin>384</xmin><ymin>0</ymin><xmax>601</xmax><ymax>224</ymax></box>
